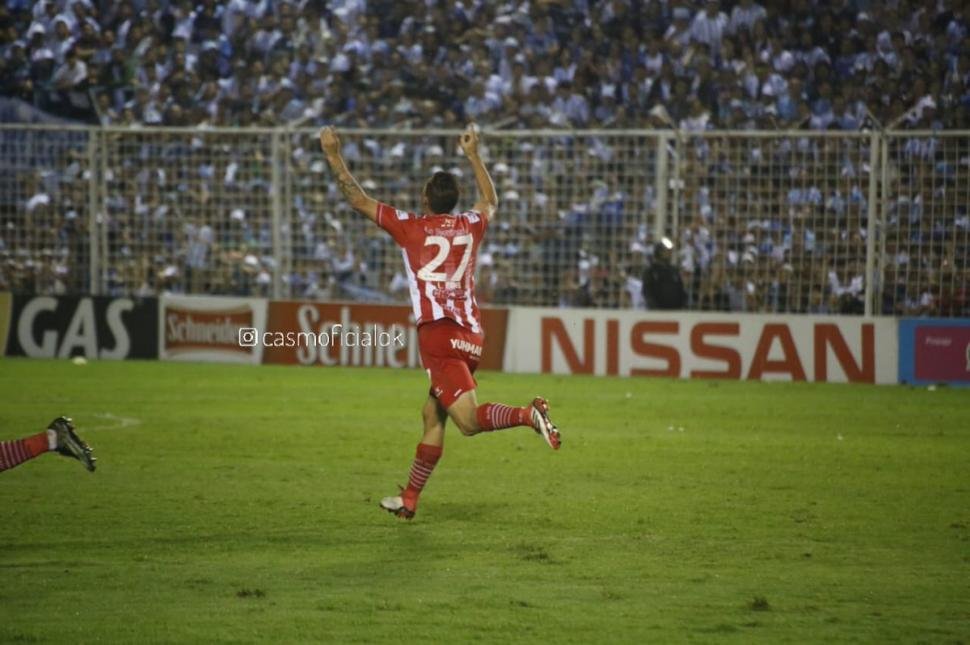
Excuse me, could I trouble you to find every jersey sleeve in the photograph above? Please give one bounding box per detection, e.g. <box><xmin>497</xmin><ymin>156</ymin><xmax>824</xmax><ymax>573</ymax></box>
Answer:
<box><xmin>376</xmin><ymin>202</ymin><xmax>414</xmax><ymax>247</ymax></box>
<box><xmin>462</xmin><ymin>210</ymin><xmax>489</xmax><ymax>238</ymax></box>
<box><xmin>475</xmin><ymin>208</ymin><xmax>491</xmax><ymax>231</ymax></box>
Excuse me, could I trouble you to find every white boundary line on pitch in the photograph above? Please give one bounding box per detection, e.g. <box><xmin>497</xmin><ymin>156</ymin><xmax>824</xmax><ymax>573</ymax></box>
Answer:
<box><xmin>85</xmin><ymin>412</ymin><xmax>142</xmax><ymax>431</ymax></box>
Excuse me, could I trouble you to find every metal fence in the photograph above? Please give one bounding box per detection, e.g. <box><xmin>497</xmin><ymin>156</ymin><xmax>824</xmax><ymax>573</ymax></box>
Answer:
<box><xmin>1</xmin><ymin>125</ymin><xmax>967</xmax><ymax>317</ymax></box>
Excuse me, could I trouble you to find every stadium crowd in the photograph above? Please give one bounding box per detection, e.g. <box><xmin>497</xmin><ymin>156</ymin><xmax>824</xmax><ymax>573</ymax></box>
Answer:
<box><xmin>2</xmin><ymin>0</ymin><xmax>967</xmax><ymax>129</ymax></box>
<box><xmin>0</xmin><ymin>0</ymin><xmax>968</xmax><ymax>316</ymax></box>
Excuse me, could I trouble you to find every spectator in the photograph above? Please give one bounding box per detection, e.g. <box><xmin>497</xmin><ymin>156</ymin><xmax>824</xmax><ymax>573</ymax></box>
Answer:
<box><xmin>643</xmin><ymin>240</ymin><xmax>687</xmax><ymax>310</ymax></box>
<box><xmin>730</xmin><ymin>0</ymin><xmax>767</xmax><ymax>35</ymax></box>
<box><xmin>692</xmin><ymin>0</ymin><xmax>729</xmax><ymax>54</ymax></box>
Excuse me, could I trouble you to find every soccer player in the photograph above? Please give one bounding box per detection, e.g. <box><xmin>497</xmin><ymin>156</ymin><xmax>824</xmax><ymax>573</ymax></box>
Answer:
<box><xmin>319</xmin><ymin>123</ymin><xmax>561</xmax><ymax>520</ymax></box>
<box><xmin>0</xmin><ymin>416</ymin><xmax>96</xmax><ymax>474</ymax></box>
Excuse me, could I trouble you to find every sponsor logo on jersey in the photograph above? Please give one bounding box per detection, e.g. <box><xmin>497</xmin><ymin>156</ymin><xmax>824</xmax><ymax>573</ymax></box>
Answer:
<box><xmin>450</xmin><ymin>337</ymin><xmax>483</xmax><ymax>357</ymax></box>
<box><xmin>433</xmin><ymin>286</ymin><xmax>469</xmax><ymax>300</ymax></box>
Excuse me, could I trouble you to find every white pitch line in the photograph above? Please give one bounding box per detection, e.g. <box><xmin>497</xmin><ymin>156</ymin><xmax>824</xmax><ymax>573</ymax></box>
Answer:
<box><xmin>85</xmin><ymin>412</ymin><xmax>142</xmax><ymax>431</ymax></box>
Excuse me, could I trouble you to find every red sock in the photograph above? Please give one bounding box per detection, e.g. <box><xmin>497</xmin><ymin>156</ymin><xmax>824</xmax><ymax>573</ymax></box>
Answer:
<box><xmin>403</xmin><ymin>443</ymin><xmax>442</xmax><ymax>507</ymax></box>
<box><xmin>476</xmin><ymin>403</ymin><xmax>532</xmax><ymax>431</ymax></box>
<box><xmin>0</xmin><ymin>432</ymin><xmax>50</xmax><ymax>473</ymax></box>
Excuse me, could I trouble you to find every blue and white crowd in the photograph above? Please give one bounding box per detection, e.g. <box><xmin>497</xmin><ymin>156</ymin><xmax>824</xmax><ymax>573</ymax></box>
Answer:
<box><xmin>2</xmin><ymin>0</ymin><xmax>967</xmax><ymax>129</ymax></box>
<box><xmin>0</xmin><ymin>1</ymin><xmax>967</xmax><ymax>316</ymax></box>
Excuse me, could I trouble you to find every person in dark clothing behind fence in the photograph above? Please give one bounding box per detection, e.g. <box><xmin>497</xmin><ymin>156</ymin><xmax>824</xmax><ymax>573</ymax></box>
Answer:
<box><xmin>642</xmin><ymin>238</ymin><xmax>687</xmax><ymax>310</ymax></box>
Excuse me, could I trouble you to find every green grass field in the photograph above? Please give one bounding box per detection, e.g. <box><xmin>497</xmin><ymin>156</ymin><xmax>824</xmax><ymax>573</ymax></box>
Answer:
<box><xmin>1</xmin><ymin>358</ymin><xmax>968</xmax><ymax>643</ymax></box>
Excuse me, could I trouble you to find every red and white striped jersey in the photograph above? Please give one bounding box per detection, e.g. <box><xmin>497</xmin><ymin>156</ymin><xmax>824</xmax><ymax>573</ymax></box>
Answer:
<box><xmin>376</xmin><ymin>202</ymin><xmax>487</xmax><ymax>334</ymax></box>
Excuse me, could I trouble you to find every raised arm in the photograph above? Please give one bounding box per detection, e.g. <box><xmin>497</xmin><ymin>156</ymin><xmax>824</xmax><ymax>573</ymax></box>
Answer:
<box><xmin>459</xmin><ymin>123</ymin><xmax>498</xmax><ymax>221</ymax></box>
<box><xmin>319</xmin><ymin>126</ymin><xmax>378</xmax><ymax>223</ymax></box>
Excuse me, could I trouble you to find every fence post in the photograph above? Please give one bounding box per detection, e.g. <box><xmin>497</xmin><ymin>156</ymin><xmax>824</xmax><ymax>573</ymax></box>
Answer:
<box><xmin>99</xmin><ymin>130</ymin><xmax>108</xmax><ymax>295</ymax></box>
<box><xmin>879</xmin><ymin>134</ymin><xmax>890</xmax><ymax>308</ymax></box>
<box><xmin>282</xmin><ymin>128</ymin><xmax>294</xmax><ymax>299</ymax></box>
<box><xmin>86</xmin><ymin>129</ymin><xmax>100</xmax><ymax>295</ymax></box>
<box><xmin>270</xmin><ymin>131</ymin><xmax>283</xmax><ymax>300</ymax></box>
<box><xmin>864</xmin><ymin>132</ymin><xmax>879</xmax><ymax>316</ymax></box>
<box><xmin>670</xmin><ymin>133</ymin><xmax>683</xmax><ymax>243</ymax></box>
<box><xmin>654</xmin><ymin>132</ymin><xmax>668</xmax><ymax>241</ymax></box>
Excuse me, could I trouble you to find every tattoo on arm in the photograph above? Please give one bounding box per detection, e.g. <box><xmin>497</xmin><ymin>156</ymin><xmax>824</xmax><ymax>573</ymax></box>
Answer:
<box><xmin>326</xmin><ymin>153</ymin><xmax>376</xmax><ymax>220</ymax></box>
<box><xmin>335</xmin><ymin>170</ymin><xmax>364</xmax><ymax>203</ymax></box>
<box><xmin>331</xmin><ymin>160</ymin><xmax>365</xmax><ymax>205</ymax></box>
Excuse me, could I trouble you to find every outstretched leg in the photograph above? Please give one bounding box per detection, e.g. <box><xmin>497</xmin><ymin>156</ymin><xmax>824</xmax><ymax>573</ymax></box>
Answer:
<box><xmin>0</xmin><ymin>417</ymin><xmax>96</xmax><ymax>474</ymax></box>
<box><xmin>446</xmin><ymin>391</ymin><xmax>562</xmax><ymax>450</ymax></box>
<box><xmin>0</xmin><ymin>432</ymin><xmax>50</xmax><ymax>473</ymax></box>
<box><xmin>380</xmin><ymin>397</ymin><xmax>447</xmax><ymax>519</ymax></box>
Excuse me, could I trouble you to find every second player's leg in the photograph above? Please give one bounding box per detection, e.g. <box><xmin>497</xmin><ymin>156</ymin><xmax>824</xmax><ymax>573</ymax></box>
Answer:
<box><xmin>0</xmin><ymin>417</ymin><xmax>96</xmax><ymax>473</ymax></box>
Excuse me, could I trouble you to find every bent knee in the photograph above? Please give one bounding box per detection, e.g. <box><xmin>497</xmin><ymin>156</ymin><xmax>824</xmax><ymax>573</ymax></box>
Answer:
<box><xmin>454</xmin><ymin>417</ymin><xmax>480</xmax><ymax>436</ymax></box>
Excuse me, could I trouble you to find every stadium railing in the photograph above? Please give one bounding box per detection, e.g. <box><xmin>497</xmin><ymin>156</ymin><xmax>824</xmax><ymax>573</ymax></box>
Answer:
<box><xmin>1</xmin><ymin>125</ymin><xmax>966</xmax><ymax>318</ymax></box>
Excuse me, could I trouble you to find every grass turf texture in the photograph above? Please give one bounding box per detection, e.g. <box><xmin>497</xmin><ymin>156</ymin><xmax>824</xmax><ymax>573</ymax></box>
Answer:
<box><xmin>1</xmin><ymin>358</ymin><xmax>968</xmax><ymax>644</ymax></box>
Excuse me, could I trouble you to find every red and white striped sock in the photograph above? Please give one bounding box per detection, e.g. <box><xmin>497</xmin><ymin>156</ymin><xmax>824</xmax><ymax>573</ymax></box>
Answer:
<box><xmin>476</xmin><ymin>403</ymin><xmax>532</xmax><ymax>432</ymax></box>
<box><xmin>0</xmin><ymin>432</ymin><xmax>51</xmax><ymax>473</ymax></box>
<box><xmin>402</xmin><ymin>443</ymin><xmax>442</xmax><ymax>507</ymax></box>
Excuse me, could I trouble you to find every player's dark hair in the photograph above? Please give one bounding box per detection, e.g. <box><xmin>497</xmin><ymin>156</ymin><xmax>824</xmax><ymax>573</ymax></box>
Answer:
<box><xmin>424</xmin><ymin>171</ymin><xmax>460</xmax><ymax>214</ymax></box>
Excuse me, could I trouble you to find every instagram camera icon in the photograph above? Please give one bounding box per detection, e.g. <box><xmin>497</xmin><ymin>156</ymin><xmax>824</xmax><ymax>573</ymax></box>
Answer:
<box><xmin>238</xmin><ymin>327</ymin><xmax>259</xmax><ymax>347</ymax></box>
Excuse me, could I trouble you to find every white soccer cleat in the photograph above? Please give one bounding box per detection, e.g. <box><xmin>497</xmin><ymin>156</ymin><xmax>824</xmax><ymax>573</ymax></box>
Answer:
<box><xmin>530</xmin><ymin>397</ymin><xmax>561</xmax><ymax>450</ymax></box>
<box><xmin>379</xmin><ymin>493</ymin><xmax>415</xmax><ymax>519</ymax></box>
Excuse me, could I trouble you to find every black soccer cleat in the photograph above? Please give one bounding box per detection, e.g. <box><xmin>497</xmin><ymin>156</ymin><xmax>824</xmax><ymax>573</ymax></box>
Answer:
<box><xmin>48</xmin><ymin>416</ymin><xmax>96</xmax><ymax>472</ymax></box>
